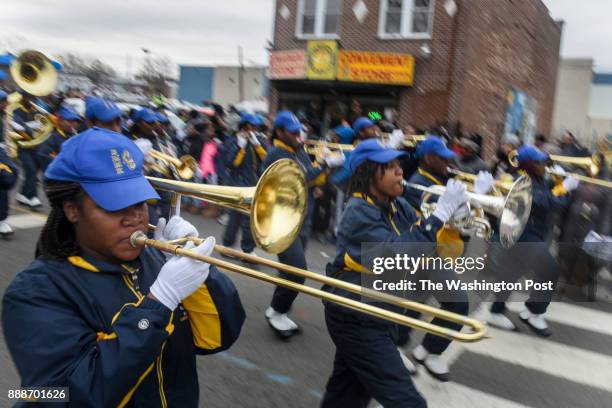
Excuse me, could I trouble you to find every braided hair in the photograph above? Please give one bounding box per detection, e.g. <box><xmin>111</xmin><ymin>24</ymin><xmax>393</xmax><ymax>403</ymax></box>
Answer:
<box><xmin>36</xmin><ymin>180</ymin><xmax>84</xmax><ymax>260</ymax></box>
<box><xmin>347</xmin><ymin>160</ymin><xmax>389</xmax><ymax>197</ymax></box>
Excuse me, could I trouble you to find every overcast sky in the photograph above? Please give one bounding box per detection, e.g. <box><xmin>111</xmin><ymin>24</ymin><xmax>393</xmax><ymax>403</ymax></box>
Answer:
<box><xmin>0</xmin><ymin>0</ymin><xmax>610</xmax><ymax>77</ymax></box>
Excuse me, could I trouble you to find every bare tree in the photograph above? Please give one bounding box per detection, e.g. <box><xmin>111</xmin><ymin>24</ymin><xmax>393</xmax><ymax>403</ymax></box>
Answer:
<box><xmin>56</xmin><ymin>53</ymin><xmax>116</xmax><ymax>85</ymax></box>
<box><xmin>137</xmin><ymin>55</ymin><xmax>174</xmax><ymax>96</ymax></box>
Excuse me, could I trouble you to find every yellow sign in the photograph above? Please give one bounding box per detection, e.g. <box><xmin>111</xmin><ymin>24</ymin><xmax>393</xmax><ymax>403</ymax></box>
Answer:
<box><xmin>337</xmin><ymin>51</ymin><xmax>415</xmax><ymax>86</ymax></box>
<box><xmin>307</xmin><ymin>40</ymin><xmax>337</xmax><ymax>80</ymax></box>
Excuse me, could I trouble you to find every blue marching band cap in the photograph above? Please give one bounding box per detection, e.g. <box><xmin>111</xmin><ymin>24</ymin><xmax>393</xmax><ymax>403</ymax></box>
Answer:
<box><xmin>239</xmin><ymin>113</ymin><xmax>258</xmax><ymax>126</ymax></box>
<box><xmin>516</xmin><ymin>145</ymin><xmax>549</xmax><ymax>163</ymax></box>
<box><xmin>274</xmin><ymin>111</ymin><xmax>302</xmax><ymax>133</ymax></box>
<box><xmin>156</xmin><ymin>111</ymin><xmax>170</xmax><ymax>124</ymax></box>
<box><xmin>56</xmin><ymin>106</ymin><xmax>81</xmax><ymax>121</ymax></box>
<box><xmin>415</xmin><ymin>136</ymin><xmax>456</xmax><ymax>159</ymax></box>
<box><xmin>352</xmin><ymin>117</ymin><xmax>375</xmax><ymax>134</ymax></box>
<box><xmin>349</xmin><ymin>139</ymin><xmax>406</xmax><ymax>174</ymax></box>
<box><xmin>133</xmin><ymin>108</ymin><xmax>158</xmax><ymax>123</ymax></box>
<box><xmin>85</xmin><ymin>97</ymin><xmax>121</xmax><ymax>122</ymax></box>
<box><xmin>334</xmin><ymin>125</ymin><xmax>356</xmax><ymax>145</ymax></box>
<box><xmin>44</xmin><ymin>128</ymin><xmax>160</xmax><ymax>211</ymax></box>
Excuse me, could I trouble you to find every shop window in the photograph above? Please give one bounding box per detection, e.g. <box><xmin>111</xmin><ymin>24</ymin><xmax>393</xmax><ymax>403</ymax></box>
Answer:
<box><xmin>296</xmin><ymin>0</ymin><xmax>341</xmax><ymax>39</ymax></box>
<box><xmin>379</xmin><ymin>0</ymin><xmax>435</xmax><ymax>39</ymax></box>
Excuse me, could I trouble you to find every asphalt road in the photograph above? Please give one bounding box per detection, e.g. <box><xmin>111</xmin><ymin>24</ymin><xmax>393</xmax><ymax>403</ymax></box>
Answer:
<box><xmin>1</xmin><ymin>203</ymin><xmax>612</xmax><ymax>408</ymax></box>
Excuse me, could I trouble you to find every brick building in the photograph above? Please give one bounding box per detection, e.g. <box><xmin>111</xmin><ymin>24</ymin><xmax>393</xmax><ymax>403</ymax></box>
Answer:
<box><xmin>268</xmin><ymin>0</ymin><xmax>562</xmax><ymax>153</ymax></box>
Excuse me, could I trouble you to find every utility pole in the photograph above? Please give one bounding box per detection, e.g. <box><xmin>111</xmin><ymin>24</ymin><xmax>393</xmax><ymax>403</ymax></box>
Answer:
<box><xmin>238</xmin><ymin>45</ymin><xmax>244</xmax><ymax>102</ymax></box>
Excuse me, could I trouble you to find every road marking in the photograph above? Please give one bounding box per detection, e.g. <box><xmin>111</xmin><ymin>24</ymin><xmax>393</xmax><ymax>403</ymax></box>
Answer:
<box><xmin>5</xmin><ymin>213</ymin><xmax>47</xmax><ymax>229</ymax></box>
<box><xmin>413</xmin><ymin>378</ymin><xmax>533</xmax><ymax>408</ymax></box>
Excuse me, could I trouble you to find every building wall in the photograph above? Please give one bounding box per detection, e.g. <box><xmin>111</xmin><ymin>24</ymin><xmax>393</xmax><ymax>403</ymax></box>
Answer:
<box><xmin>551</xmin><ymin>59</ymin><xmax>593</xmax><ymax>140</ymax></box>
<box><xmin>178</xmin><ymin>66</ymin><xmax>214</xmax><ymax>104</ymax></box>
<box><xmin>212</xmin><ymin>66</ymin><xmax>266</xmax><ymax>107</ymax></box>
<box><xmin>271</xmin><ymin>0</ymin><xmax>561</xmax><ymax>154</ymax></box>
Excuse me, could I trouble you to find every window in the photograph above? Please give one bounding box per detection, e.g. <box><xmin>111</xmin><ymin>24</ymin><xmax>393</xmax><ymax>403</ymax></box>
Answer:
<box><xmin>379</xmin><ymin>0</ymin><xmax>435</xmax><ymax>38</ymax></box>
<box><xmin>297</xmin><ymin>0</ymin><xmax>341</xmax><ymax>38</ymax></box>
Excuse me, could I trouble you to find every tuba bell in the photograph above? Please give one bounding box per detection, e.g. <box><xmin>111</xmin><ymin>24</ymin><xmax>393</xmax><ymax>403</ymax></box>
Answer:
<box><xmin>4</xmin><ymin>50</ymin><xmax>58</xmax><ymax>158</ymax></box>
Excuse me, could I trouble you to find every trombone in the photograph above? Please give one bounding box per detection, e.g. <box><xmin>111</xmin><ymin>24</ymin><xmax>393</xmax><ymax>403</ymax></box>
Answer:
<box><xmin>147</xmin><ymin>149</ymin><xmax>198</xmax><ymax>180</ymax></box>
<box><xmin>380</xmin><ymin>133</ymin><xmax>426</xmax><ymax>148</ymax></box>
<box><xmin>508</xmin><ymin>150</ymin><xmax>612</xmax><ymax>189</ymax></box>
<box><xmin>4</xmin><ymin>50</ymin><xmax>58</xmax><ymax>159</ymax></box>
<box><xmin>131</xmin><ymin>230</ymin><xmax>487</xmax><ymax>342</ymax></box>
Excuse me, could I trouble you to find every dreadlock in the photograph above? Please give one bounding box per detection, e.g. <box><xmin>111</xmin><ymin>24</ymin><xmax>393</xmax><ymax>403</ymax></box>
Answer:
<box><xmin>347</xmin><ymin>160</ymin><xmax>389</xmax><ymax>197</ymax></box>
<box><xmin>36</xmin><ymin>180</ymin><xmax>83</xmax><ymax>260</ymax></box>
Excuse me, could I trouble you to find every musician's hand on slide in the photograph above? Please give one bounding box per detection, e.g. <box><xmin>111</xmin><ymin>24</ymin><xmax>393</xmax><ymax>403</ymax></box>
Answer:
<box><xmin>150</xmin><ymin>238</ymin><xmax>216</xmax><ymax>311</ymax></box>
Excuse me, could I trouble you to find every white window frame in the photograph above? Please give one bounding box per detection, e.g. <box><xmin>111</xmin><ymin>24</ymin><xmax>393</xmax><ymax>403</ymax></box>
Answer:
<box><xmin>378</xmin><ymin>0</ymin><xmax>435</xmax><ymax>40</ymax></box>
<box><xmin>296</xmin><ymin>0</ymin><xmax>341</xmax><ymax>40</ymax></box>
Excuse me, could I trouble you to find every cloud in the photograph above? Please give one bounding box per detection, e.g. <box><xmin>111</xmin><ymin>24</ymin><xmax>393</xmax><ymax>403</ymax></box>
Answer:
<box><xmin>1</xmin><ymin>0</ymin><xmax>610</xmax><ymax>75</ymax></box>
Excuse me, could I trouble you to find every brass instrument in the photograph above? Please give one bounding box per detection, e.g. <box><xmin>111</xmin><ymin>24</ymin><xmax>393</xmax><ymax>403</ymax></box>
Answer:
<box><xmin>146</xmin><ymin>158</ymin><xmax>307</xmax><ymax>254</ymax></box>
<box><xmin>304</xmin><ymin>140</ymin><xmax>353</xmax><ymax>162</ymax></box>
<box><xmin>132</xmin><ymin>231</ymin><xmax>488</xmax><ymax>342</ymax></box>
<box><xmin>546</xmin><ymin>168</ymin><xmax>612</xmax><ymax>189</ymax></box>
<box><xmin>381</xmin><ymin>133</ymin><xmax>426</xmax><ymax>148</ymax></box>
<box><xmin>404</xmin><ymin>177</ymin><xmax>533</xmax><ymax>248</ymax></box>
<box><xmin>147</xmin><ymin>149</ymin><xmax>197</xmax><ymax>180</ymax></box>
<box><xmin>4</xmin><ymin>50</ymin><xmax>58</xmax><ymax>159</ymax></box>
<box><xmin>509</xmin><ymin>149</ymin><xmax>601</xmax><ymax>176</ymax></box>
<box><xmin>448</xmin><ymin>168</ymin><xmax>515</xmax><ymax>196</ymax></box>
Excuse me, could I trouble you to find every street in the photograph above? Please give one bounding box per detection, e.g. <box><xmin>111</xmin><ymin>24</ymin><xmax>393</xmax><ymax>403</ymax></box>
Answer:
<box><xmin>1</xmin><ymin>203</ymin><xmax>612</xmax><ymax>408</ymax></box>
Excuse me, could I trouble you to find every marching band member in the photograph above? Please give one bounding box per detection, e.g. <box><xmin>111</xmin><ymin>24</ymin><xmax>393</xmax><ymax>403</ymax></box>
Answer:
<box><xmin>321</xmin><ymin>139</ymin><xmax>469</xmax><ymax>407</ymax></box>
<box><xmin>487</xmin><ymin>145</ymin><xmax>578</xmax><ymax>336</ymax></box>
<box><xmin>401</xmin><ymin>136</ymin><xmax>485</xmax><ymax>381</ymax></box>
<box><xmin>84</xmin><ymin>96</ymin><xmax>123</xmax><ymax>132</ymax></box>
<box><xmin>0</xmin><ymin>143</ymin><xmax>18</xmax><ymax>237</ymax></box>
<box><xmin>2</xmin><ymin>128</ymin><xmax>245</xmax><ymax>407</ymax></box>
<box><xmin>13</xmin><ymin>92</ymin><xmax>44</xmax><ymax>209</ymax></box>
<box><xmin>0</xmin><ymin>90</ymin><xmax>18</xmax><ymax>236</ymax></box>
<box><xmin>38</xmin><ymin>106</ymin><xmax>81</xmax><ymax>171</ymax></box>
<box><xmin>263</xmin><ymin>111</ymin><xmax>344</xmax><ymax>339</ymax></box>
<box><xmin>352</xmin><ymin>117</ymin><xmax>380</xmax><ymax>142</ymax></box>
<box><xmin>221</xmin><ymin>113</ymin><xmax>268</xmax><ymax>257</ymax></box>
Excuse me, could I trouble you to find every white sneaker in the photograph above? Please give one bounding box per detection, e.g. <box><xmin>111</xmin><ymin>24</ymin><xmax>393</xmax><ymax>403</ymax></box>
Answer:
<box><xmin>29</xmin><ymin>197</ymin><xmax>42</xmax><ymax>207</ymax></box>
<box><xmin>397</xmin><ymin>347</ymin><xmax>417</xmax><ymax>375</ymax></box>
<box><xmin>265</xmin><ymin>307</ymin><xmax>300</xmax><ymax>339</ymax></box>
<box><xmin>217</xmin><ymin>213</ymin><xmax>229</xmax><ymax>225</ymax></box>
<box><xmin>15</xmin><ymin>193</ymin><xmax>31</xmax><ymax>206</ymax></box>
<box><xmin>423</xmin><ymin>355</ymin><xmax>450</xmax><ymax>382</ymax></box>
<box><xmin>0</xmin><ymin>221</ymin><xmax>14</xmax><ymax>236</ymax></box>
<box><xmin>411</xmin><ymin>344</ymin><xmax>428</xmax><ymax>363</ymax></box>
<box><xmin>487</xmin><ymin>312</ymin><xmax>516</xmax><ymax>331</ymax></box>
<box><xmin>519</xmin><ymin>309</ymin><xmax>551</xmax><ymax>337</ymax></box>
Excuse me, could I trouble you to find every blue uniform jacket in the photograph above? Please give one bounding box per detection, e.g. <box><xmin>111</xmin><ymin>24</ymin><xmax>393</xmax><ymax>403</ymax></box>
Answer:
<box><xmin>12</xmin><ymin>106</ymin><xmax>37</xmax><ymax>139</ymax></box>
<box><xmin>520</xmin><ymin>175</ymin><xmax>570</xmax><ymax>242</ymax></box>
<box><xmin>403</xmin><ymin>167</ymin><xmax>448</xmax><ymax>209</ymax></box>
<box><xmin>223</xmin><ymin>133</ymin><xmax>268</xmax><ymax>187</ymax></box>
<box><xmin>323</xmin><ymin>193</ymin><xmax>443</xmax><ymax>318</ymax></box>
<box><xmin>37</xmin><ymin>128</ymin><xmax>70</xmax><ymax>171</ymax></box>
<box><xmin>2</xmin><ymin>247</ymin><xmax>245</xmax><ymax>407</ymax></box>
<box><xmin>0</xmin><ymin>148</ymin><xmax>18</xmax><ymax>190</ymax></box>
<box><xmin>262</xmin><ymin>139</ymin><xmax>329</xmax><ymax>239</ymax></box>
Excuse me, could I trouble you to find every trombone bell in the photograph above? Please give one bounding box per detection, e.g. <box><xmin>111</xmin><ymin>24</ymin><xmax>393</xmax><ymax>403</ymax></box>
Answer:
<box><xmin>146</xmin><ymin>158</ymin><xmax>307</xmax><ymax>254</ymax></box>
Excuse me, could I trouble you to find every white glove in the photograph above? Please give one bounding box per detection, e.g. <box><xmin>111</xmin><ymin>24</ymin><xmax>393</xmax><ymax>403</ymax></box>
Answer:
<box><xmin>433</xmin><ymin>179</ymin><xmax>469</xmax><ymax>223</ymax></box>
<box><xmin>562</xmin><ymin>176</ymin><xmax>580</xmax><ymax>192</ymax></box>
<box><xmin>237</xmin><ymin>134</ymin><xmax>248</xmax><ymax>149</ymax></box>
<box><xmin>385</xmin><ymin>129</ymin><xmax>405</xmax><ymax>149</ymax></box>
<box><xmin>134</xmin><ymin>138</ymin><xmax>153</xmax><ymax>155</ymax></box>
<box><xmin>249</xmin><ymin>132</ymin><xmax>261</xmax><ymax>147</ymax></box>
<box><xmin>24</xmin><ymin>120</ymin><xmax>42</xmax><ymax>131</ymax></box>
<box><xmin>154</xmin><ymin>216</ymin><xmax>199</xmax><ymax>242</ymax></box>
<box><xmin>325</xmin><ymin>153</ymin><xmax>346</xmax><ymax>168</ymax></box>
<box><xmin>473</xmin><ymin>171</ymin><xmax>495</xmax><ymax>195</ymax></box>
<box><xmin>149</xmin><ymin>237</ymin><xmax>216</xmax><ymax>311</ymax></box>
<box><xmin>551</xmin><ymin>164</ymin><xmax>566</xmax><ymax>176</ymax></box>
